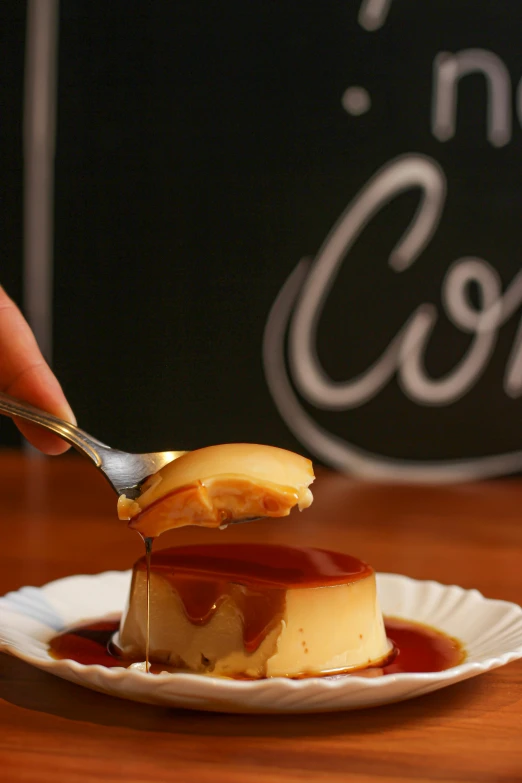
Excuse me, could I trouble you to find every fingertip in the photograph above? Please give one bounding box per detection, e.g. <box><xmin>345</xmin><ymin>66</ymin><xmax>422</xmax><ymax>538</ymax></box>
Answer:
<box><xmin>15</xmin><ymin>420</ymin><xmax>73</xmax><ymax>456</ymax></box>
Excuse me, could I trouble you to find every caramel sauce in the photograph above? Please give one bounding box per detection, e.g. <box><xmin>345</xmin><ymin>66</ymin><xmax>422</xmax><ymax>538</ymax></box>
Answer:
<box><xmin>48</xmin><ymin>616</ymin><xmax>464</xmax><ymax>676</ymax></box>
<box><xmin>143</xmin><ymin>536</ymin><xmax>153</xmax><ymax>672</ymax></box>
<box><xmin>382</xmin><ymin>617</ymin><xmax>463</xmax><ymax>674</ymax></box>
<box><xmin>136</xmin><ymin>544</ymin><xmax>372</xmax><ymax>588</ymax></box>
<box><xmin>133</xmin><ymin>544</ymin><xmax>372</xmax><ymax>653</ymax></box>
<box><xmin>49</xmin><ymin>620</ymin><xmax>122</xmax><ymax>668</ymax></box>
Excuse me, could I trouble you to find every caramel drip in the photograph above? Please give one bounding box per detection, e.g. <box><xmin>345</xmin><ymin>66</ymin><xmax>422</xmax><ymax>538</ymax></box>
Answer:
<box><xmin>143</xmin><ymin>536</ymin><xmax>153</xmax><ymax>672</ymax></box>
<box><xmin>167</xmin><ymin>574</ymin><xmax>286</xmax><ymax>652</ymax></box>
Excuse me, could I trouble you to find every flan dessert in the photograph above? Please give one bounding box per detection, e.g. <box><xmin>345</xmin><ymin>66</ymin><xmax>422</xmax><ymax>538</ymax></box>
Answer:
<box><xmin>117</xmin><ymin>543</ymin><xmax>392</xmax><ymax>678</ymax></box>
<box><xmin>117</xmin><ymin>443</ymin><xmax>315</xmax><ymax>538</ymax></box>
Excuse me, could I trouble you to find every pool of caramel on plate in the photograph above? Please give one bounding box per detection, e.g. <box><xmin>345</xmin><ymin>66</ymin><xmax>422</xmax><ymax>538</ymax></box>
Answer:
<box><xmin>48</xmin><ymin>616</ymin><xmax>464</xmax><ymax>676</ymax></box>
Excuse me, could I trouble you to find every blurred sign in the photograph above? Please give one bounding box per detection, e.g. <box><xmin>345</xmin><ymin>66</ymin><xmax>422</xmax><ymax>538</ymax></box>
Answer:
<box><xmin>263</xmin><ymin>0</ymin><xmax>522</xmax><ymax>480</ymax></box>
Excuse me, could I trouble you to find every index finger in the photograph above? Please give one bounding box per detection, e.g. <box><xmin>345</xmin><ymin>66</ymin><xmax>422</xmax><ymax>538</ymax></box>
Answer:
<box><xmin>0</xmin><ymin>287</ymin><xmax>76</xmax><ymax>454</ymax></box>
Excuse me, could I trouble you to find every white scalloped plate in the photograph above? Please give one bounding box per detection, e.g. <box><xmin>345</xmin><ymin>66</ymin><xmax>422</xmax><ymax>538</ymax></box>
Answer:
<box><xmin>1</xmin><ymin>571</ymin><xmax>522</xmax><ymax>714</ymax></box>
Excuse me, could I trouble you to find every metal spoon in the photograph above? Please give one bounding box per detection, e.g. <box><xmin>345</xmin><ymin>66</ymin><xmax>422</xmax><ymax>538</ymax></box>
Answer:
<box><xmin>0</xmin><ymin>392</ymin><xmax>263</xmax><ymax>525</ymax></box>
<box><xmin>0</xmin><ymin>390</ymin><xmax>186</xmax><ymax>499</ymax></box>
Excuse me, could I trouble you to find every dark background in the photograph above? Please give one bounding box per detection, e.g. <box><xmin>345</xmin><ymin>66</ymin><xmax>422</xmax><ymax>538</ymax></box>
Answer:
<box><xmin>1</xmin><ymin>1</ymin><xmax>521</xmax><ymax>468</ymax></box>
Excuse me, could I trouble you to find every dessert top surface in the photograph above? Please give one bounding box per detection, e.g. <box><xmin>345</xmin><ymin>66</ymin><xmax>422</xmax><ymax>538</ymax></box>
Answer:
<box><xmin>134</xmin><ymin>543</ymin><xmax>372</xmax><ymax>589</ymax></box>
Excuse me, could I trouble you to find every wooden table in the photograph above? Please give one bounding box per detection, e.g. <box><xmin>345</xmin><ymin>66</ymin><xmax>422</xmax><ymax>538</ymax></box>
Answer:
<box><xmin>0</xmin><ymin>451</ymin><xmax>521</xmax><ymax>782</ymax></box>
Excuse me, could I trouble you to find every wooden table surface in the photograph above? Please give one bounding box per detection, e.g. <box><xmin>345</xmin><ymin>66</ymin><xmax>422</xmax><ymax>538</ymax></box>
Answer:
<box><xmin>0</xmin><ymin>451</ymin><xmax>521</xmax><ymax>782</ymax></box>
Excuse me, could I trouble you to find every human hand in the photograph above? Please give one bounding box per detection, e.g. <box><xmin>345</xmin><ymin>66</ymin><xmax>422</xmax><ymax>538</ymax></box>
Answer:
<box><xmin>0</xmin><ymin>286</ymin><xmax>75</xmax><ymax>454</ymax></box>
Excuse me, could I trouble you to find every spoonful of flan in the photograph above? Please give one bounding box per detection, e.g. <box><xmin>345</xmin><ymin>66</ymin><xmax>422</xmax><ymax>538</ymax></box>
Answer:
<box><xmin>117</xmin><ymin>443</ymin><xmax>315</xmax><ymax>538</ymax></box>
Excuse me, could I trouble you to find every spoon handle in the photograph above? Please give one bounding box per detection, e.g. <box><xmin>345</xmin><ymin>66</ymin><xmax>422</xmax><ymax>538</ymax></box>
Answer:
<box><xmin>0</xmin><ymin>391</ymin><xmax>110</xmax><ymax>465</ymax></box>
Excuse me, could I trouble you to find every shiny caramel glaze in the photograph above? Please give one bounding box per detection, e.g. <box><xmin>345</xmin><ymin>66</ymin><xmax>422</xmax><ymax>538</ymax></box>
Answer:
<box><xmin>49</xmin><ymin>616</ymin><xmax>464</xmax><ymax>676</ymax></box>
<box><xmin>134</xmin><ymin>543</ymin><xmax>371</xmax><ymax>587</ymax></box>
